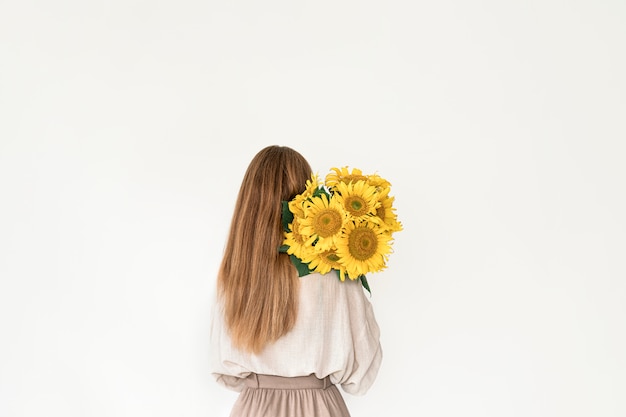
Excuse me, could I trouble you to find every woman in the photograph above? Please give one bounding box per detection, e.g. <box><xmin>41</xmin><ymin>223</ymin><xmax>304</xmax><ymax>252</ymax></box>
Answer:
<box><xmin>209</xmin><ymin>145</ymin><xmax>382</xmax><ymax>417</ymax></box>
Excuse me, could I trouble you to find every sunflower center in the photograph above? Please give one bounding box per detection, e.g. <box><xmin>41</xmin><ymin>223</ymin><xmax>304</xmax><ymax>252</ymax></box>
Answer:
<box><xmin>348</xmin><ymin>226</ymin><xmax>378</xmax><ymax>261</ymax></box>
<box><xmin>291</xmin><ymin>219</ymin><xmax>305</xmax><ymax>244</ymax></box>
<box><xmin>322</xmin><ymin>251</ymin><xmax>342</xmax><ymax>267</ymax></box>
<box><xmin>345</xmin><ymin>196</ymin><xmax>368</xmax><ymax>217</ymax></box>
<box><xmin>326</xmin><ymin>253</ymin><xmax>340</xmax><ymax>262</ymax></box>
<box><xmin>313</xmin><ymin>209</ymin><xmax>343</xmax><ymax>238</ymax></box>
<box><xmin>376</xmin><ymin>205</ymin><xmax>386</xmax><ymax>220</ymax></box>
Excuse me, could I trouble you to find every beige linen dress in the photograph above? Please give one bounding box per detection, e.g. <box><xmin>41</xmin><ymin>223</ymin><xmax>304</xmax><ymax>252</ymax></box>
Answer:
<box><xmin>210</xmin><ymin>272</ymin><xmax>383</xmax><ymax>417</ymax></box>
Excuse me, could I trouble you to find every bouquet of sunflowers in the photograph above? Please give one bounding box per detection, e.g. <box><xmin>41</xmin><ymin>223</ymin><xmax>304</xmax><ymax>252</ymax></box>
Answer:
<box><xmin>280</xmin><ymin>167</ymin><xmax>402</xmax><ymax>293</ymax></box>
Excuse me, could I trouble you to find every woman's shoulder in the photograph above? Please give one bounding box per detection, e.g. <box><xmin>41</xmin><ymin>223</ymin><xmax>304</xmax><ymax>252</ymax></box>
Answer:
<box><xmin>299</xmin><ymin>271</ymin><xmax>362</xmax><ymax>287</ymax></box>
<box><xmin>297</xmin><ymin>271</ymin><xmax>380</xmax><ymax>339</ymax></box>
<box><xmin>299</xmin><ymin>272</ymin><xmax>370</xmax><ymax>304</ymax></box>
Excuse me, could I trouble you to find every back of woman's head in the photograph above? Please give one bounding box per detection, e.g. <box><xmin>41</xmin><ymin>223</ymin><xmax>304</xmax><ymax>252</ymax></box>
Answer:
<box><xmin>217</xmin><ymin>145</ymin><xmax>312</xmax><ymax>353</ymax></box>
<box><xmin>236</xmin><ymin>146</ymin><xmax>312</xmax><ymax>239</ymax></box>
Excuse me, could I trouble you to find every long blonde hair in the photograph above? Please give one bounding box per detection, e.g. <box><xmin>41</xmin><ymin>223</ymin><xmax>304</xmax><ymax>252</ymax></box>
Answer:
<box><xmin>217</xmin><ymin>145</ymin><xmax>312</xmax><ymax>353</ymax></box>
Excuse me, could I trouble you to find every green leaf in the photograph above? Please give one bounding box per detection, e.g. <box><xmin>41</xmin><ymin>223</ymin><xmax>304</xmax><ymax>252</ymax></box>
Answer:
<box><xmin>290</xmin><ymin>254</ymin><xmax>313</xmax><ymax>277</ymax></box>
<box><xmin>312</xmin><ymin>186</ymin><xmax>331</xmax><ymax>199</ymax></box>
<box><xmin>281</xmin><ymin>200</ymin><xmax>293</xmax><ymax>232</ymax></box>
<box><xmin>359</xmin><ymin>275</ymin><xmax>371</xmax><ymax>296</ymax></box>
<box><xmin>278</xmin><ymin>244</ymin><xmax>289</xmax><ymax>253</ymax></box>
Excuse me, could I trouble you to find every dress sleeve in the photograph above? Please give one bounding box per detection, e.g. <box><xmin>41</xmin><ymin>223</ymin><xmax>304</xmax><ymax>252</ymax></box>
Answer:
<box><xmin>208</xmin><ymin>296</ymin><xmax>248</xmax><ymax>392</ymax></box>
<box><xmin>337</xmin><ymin>284</ymin><xmax>383</xmax><ymax>396</ymax></box>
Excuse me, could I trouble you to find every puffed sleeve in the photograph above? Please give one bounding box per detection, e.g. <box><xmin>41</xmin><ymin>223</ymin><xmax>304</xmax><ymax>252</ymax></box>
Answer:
<box><xmin>208</xmin><ymin>295</ymin><xmax>249</xmax><ymax>392</ymax></box>
<box><xmin>336</xmin><ymin>281</ymin><xmax>383</xmax><ymax>396</ymax></box>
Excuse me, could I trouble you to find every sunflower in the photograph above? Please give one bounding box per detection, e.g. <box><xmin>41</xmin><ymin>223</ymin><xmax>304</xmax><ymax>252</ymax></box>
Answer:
<box><xmin>302</xmin><ymin>248</ymin><xmax>347</xmax><ymax>279</ymax></box>
<box><xmin>333</xmin><ymin>180</ymin><xmax>381</xmax><ymax>221</ymax></box>
<box><xmin>373</xmin><ymin>187</ymin><xmax>403</xmax><ymax>232</ymax></box>
<box><xmin>298</xmin><ymin>193</ymin><xmax>346</xmax><ymax>252</ymax></box>
<box><xmin>364</xmin><ymin>172</ymin><xmax>391</xmax><ymax>190</ymax></box>
<box><xmin>283</xmin><ymin>217</ymin><xmax>317</xmax><ymax>261</ymax></box>
<box><xmin>335</xmin><ymin>220</ymin><xmax>394</xmax><ymax>280</ymax></box>
<box><xmin>325</xmin><ymin>166</ymin><xmax>369</xmax><ymax>189</ymax></box>
<box><xmin>288</xmin><ymin>173</ymin><xmax>320</xmax><ymax>218</ymax></box>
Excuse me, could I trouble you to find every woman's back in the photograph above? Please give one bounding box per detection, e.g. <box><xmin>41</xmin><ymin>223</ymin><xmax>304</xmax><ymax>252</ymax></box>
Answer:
<box><xmin>210</xmin><ymin>271</ymin><xmax>382</xmax><ymax>396</ymax></box>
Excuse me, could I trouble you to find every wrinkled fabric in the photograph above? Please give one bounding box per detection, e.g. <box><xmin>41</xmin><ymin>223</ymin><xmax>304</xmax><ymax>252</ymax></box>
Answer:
<box><xmin>230</xmin><ymin>374</ymin><xmax>351</xmax><ymax>417</ymax></box>
<box><xmin>209</xmin><ymin>272</ymin><xmax>382</xmax><ymax>396</ymax></box>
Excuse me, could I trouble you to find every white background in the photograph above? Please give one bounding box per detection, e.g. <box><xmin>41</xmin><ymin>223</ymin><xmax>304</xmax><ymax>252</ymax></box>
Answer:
<box><xmin>1</xmin><ymin>1</ymin><xmax>625</xmax><ymax>416</ymax></box>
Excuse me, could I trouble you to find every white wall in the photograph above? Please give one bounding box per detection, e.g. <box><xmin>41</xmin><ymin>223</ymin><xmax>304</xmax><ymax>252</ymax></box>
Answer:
<box><xmin>1</xmin><ymin>1</ymin><xmax>625</xmax><ymax>416</ymax></box>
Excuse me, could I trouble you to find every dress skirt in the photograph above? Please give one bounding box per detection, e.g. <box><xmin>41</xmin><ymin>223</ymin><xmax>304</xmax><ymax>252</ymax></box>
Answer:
<box><xmin>229</xmin><ymin>373</ymin><xmax>351</xmax><ymax>417</ymax></box>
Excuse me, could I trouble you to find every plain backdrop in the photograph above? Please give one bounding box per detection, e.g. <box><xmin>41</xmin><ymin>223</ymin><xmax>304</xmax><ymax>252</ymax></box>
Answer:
<box><xmin>1</xmin><ymin>1</ymin><xmax>625</xmax><ymax>416</ymax></box>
